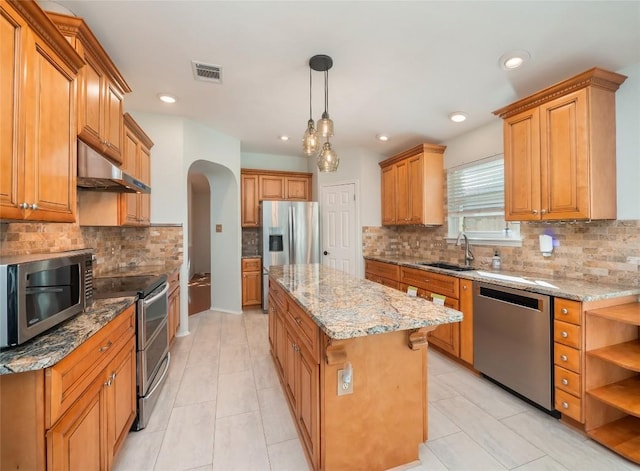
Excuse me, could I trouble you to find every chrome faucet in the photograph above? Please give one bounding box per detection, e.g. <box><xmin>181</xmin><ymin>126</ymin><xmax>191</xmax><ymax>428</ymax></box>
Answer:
<box><xmin>456</xmin><ymin>232</ymin><xmax>474</xmax><ymax>267</ymax></box>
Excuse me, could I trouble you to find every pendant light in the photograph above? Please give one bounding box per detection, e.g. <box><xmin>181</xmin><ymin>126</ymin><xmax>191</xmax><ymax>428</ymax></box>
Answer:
<box><xmin>304</xmin><ymin>54</ymin><xmax>339</xmax><ymax>172</ymax></box>
<box><xmin>302</xmin><ymin>67</ymin><xmax>319</xmax><ymax>156</ymax></box>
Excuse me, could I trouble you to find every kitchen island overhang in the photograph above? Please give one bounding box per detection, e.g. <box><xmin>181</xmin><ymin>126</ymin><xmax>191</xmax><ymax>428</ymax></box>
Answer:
<box><xmin>268</xmin><ymin>264</ymin><xmax>462</xmax><ymax>471</ymax></box>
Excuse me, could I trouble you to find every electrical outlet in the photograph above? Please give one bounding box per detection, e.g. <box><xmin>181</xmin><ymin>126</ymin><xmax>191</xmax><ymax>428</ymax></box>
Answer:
<box><xmin>337</xmin><ymin>368</ymin><xmax>353</xmax><ymax>396</ymax></box>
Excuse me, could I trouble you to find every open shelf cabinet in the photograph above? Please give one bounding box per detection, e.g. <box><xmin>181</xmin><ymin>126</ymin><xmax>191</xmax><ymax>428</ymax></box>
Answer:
<box><xmin>585</xmin><ymin>302</ymin><xmax>640</xmax><ymax>465</ymax></box>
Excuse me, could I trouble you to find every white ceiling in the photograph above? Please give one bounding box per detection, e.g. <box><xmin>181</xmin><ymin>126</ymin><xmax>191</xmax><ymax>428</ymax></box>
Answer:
<box><xmin>47</xmin><ymin>0</ymin><xmax>640</xmax><ymax>158</ymax></box>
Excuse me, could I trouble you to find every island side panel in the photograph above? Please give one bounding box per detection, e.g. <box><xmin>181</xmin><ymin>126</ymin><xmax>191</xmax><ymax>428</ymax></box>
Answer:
<box><xmin>320</xmin><ymin>329</ymin><xmax>429</xmax><ymax>470</ymax></box>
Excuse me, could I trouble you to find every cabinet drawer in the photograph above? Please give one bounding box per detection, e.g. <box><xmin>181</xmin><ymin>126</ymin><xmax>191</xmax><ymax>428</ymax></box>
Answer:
<box><xmin>287</xmin><ymin>300</ymin><xmax>320</xmax><ymax>363</ymax></box>
<box><xmin>554</xmin><ymin>298</ymin><xmax>581</xmax><ymax>325</ymax></box>
<box><xmin>553</xmin><ymin>320</ymin><xmax>581</xmax><ymax>349</ymax></box>
<box><xmin>555</xmin><ymin>388</ymin><xmax>582</xmax><ymax>422</ymax></box>
<box><xmin>46</xmin><ymin>305</ymin><xmax>135</xmax><ymax>427</ymax></box>
<box><xmin>269</xmin><ymin>278</ymin><xmax>287</xmax><ymax>310</ymax></box>
<box><xmin>554</xmin><ymin>365</ymin><xmax>581</xmax><ymax>397</ymax></box>
<box><xmin>400</xmin><ymin>267</ymin><xmax>459</xmax><ymax>299</ymax></box>
<box><xmin>554</xmin><ymin>343</ymin><xmax>581</xmax><ymax>373</ymax></box>
<box><xmin>365</xmin><ymin>260</ymin><xmax>399</xmax><ymax>282</ymax></box>
<box><xmin>365</xmin><ymin>273</ymin><xmax>399</xmax><ymax>290</ymax></box>
<box><xmin>242</xmin><ymin>258</ymin><xmax>262</xmax><ymax>272</ymax></box>
<box><xmin>168</xmin><ymin>270</ymin><xmax>180</xmax><ymax>292</ymax></box>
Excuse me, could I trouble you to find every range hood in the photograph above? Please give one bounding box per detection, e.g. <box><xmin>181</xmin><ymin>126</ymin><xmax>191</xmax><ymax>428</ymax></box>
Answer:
<box><xmin>77</xmin><ymin>141</ymin><xmax>151</xmax><ymax>194</ymax></box>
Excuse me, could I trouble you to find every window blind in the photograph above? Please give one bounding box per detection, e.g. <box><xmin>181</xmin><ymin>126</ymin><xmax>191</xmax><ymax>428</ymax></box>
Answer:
<box><xmin>447</xmin><ymin>155</ymin><xmax>504</xmax><ymax>217</ymax></box>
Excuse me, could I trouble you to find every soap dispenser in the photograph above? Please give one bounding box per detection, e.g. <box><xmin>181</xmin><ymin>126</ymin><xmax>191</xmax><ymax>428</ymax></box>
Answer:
<box><xmin>492</xmin><ymin>250</ymin><xmax>501</xmax><ymax>270</ymax></box>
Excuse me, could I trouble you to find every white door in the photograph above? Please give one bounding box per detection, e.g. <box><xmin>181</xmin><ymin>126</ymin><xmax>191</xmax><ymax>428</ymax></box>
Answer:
<box><xmin>320</xmin><ymin>183</ymin><xmax>358</xmax><ymax>276</ymax></box>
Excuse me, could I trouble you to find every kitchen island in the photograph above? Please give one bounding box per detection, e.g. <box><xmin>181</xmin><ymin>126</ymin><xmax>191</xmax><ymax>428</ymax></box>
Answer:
<box><xmin>267</xmin><ymin>264</ymin><xmax>462</xmax><ymax>471</ymax></box>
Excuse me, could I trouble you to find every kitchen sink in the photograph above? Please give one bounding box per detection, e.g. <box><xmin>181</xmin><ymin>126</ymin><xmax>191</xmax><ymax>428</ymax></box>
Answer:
<box><xmin>417</xmin><ymin>261</ymin><xmax>475</xmax><ymax>272</ymax></box>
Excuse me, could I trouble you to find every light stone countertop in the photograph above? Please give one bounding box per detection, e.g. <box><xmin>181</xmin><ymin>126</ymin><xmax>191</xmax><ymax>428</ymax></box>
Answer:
<box><xmin>0</xmin><ymin>297</ymin><xmax>135</xmax><ymax>375</ymax></box>
<box><xmin>269</xmin><ymin>264</ymin><xmax>463</xmax><ymax>340</ymax></box>
<box><xmin>365</xmin><ymin>255</ymin><xmax>640</xmax><ymax>302</ymax></box>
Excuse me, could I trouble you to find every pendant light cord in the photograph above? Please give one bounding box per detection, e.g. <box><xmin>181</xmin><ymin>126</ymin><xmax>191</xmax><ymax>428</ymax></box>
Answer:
<box><xmin>309</xmin><ymin>67</ymin><xmax>313</xmax><ymax>120</ymax></box>
<box><xmin>324</xmin><ymin>69</ymin><xmax>329</xmax><ymax>114</ymax></box>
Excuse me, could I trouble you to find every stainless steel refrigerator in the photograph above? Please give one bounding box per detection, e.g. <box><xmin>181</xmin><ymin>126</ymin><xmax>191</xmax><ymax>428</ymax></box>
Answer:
<box><xmin>260</xmin><ymin>201</ymin><xmax>320</xmax><ymax>311</ymax></box>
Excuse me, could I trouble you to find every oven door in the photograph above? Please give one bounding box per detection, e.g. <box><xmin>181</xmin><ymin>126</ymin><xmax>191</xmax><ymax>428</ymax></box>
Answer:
<box><xmin>137</xmin><ymin>282</ymin><xmax>169</xmax><ymax>351</ymax></box>
<box><xmin>138</xmin><ymin>317</ymin><xmax>169</xmax><ymax>395</ymax></box>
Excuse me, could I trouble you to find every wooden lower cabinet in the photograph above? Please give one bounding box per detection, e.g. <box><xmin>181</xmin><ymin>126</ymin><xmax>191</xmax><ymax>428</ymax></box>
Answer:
<box><xmin>0</xmin><ymin>306</ymin><xmax>137</xmax><ymax>471</ymax></box>
<box><xmin>269</xmin><ymin>276</ymin><xmax>430</xmax><ymax>471</ymax></box>
<box><xmin>242</xmin><ymin>258</ymin><xmax>262</xmax><ymax>307</ymax></box>
<box><xmin>168</xmin><ymin>270</ymin><xmax>181</xmax><ymax>345</ymax></box>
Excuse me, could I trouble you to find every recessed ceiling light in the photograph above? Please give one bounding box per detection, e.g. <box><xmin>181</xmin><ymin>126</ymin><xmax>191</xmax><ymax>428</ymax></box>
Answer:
<box><xmin>158</xmin><ymin>93</ymin><xmax>177</xmax><ymax>104</ymax></box>
<box><xmin>278</xmin><ymin>135</ymin><xmax>289</xmax><ymax>141</ymax></box>
<box><xmin>499</xmin><ymin>50</ymin><xmax>530</xmax><ymax>70</ymax></box>
<box><xmin>449</xmin><ymin>112</ymin><xmax>467</xmax><ymax>123</ymax></box>
<box><xmin>376</xmin><ymin>134</ymin><xmax>390</xmax><ymax>142</ymax></box>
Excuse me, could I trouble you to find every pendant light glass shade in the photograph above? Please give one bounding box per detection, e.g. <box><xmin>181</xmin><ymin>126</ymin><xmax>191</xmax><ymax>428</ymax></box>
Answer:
<box><xmin>303</xmin><ymin>119</ymin><xmax>319</xmax><ymax>156</ymax></box>
<box><xmin>317</xmin><ymin>112</ymin><xmax>334</xmax><ymax>138</ymax></box>
<box><xmin>317</xmin><ymin>141</ymin><xmax>339</xmax><ymax>172</ymax></box>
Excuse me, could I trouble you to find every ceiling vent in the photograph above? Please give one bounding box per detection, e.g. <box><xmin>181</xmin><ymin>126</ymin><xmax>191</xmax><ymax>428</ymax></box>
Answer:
<box><xmin>191</xmin><ymin>61</ymin><xmax>222</xmax><ymax>83</ymax></box>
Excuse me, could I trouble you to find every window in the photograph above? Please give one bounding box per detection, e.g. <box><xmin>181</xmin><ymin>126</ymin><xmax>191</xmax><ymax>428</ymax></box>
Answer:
<box><xmin>447</xmin><ymin>154</ymin><xmax>521</xmax><ymax>245</ymax></box>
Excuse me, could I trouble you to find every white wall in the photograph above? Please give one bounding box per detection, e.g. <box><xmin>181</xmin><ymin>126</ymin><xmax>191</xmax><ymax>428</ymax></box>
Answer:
<box><xmin>241</xmin><ymin>152</ymin><xmax>311</xmax><ymax>172</ymax></box>
<box><xmin>442</xmin><ymin>63</ymin><xmax>640</xmax><ymax>220</ymax></box>
<box><xmin>132</xmin><ymin>112</ymin><xmax>243</xmax><ymax>335</ymax></box>
<box><xmin>190</xmin><ymin>182</ymin><xmax>211</xmax><ymax>275</ymax></box>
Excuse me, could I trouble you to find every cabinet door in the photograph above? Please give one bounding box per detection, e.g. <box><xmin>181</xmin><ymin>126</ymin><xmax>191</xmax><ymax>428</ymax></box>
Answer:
<box><xmin>504</xmin><ymin>108</ymin><xmax>541</xmax><ymax>221</ymax></box>
<box><xmin>285</xmin><ymin>176</ymin><xmax>310</xmax><ymax>200</ymax></box>
<box><xmin>77</xmin><ymin>47</ymin><xmax>105</xmax><ymax>152</ymax></box>
<box><xmin>103</xmin><ymin>82</ymin><xmax>124</xmax><ymax>163</ymax></box>
<box><xmin>47</xmin><ymin>372</ymin><xmax>107</xmax><ymax>471</ymax></box>
<box><xmin>106</xmin><ymin>337</ymin><xmax>136</xmax><ymax>466</ymax></box>
<box><xmin>274</xmin><ymin>307</ymin><xmax>286</xmax><ymax>376</ymax></box>
<box><xmin>407</xmin><ymin>154</ymin><xmax>424</xmax><ymax>224</ymax></box>
<box><xmin>540</xmin><ymin>89</ymin><xmax>589</xmax><ymax>220</ymax></box>
<box><xmin>138</xmin><ymin>145</ymin><xmax>151</xmax><ymax>224</ymax></box>
<box><xmin>395</xmin><ymin>159</ymin><xmax>410</xmax><ymax>224</ymax></box>
<box><xmin>268</xmin><ymin>294</ymin><xmax>277</xmax><ymax>352</ymax></box>
<box><xmin>168</xmin><ymin>288</ymin><xmax>179</xmax><ymax>345</ymax></box>
<box><xmin>381</xmin><ymin>165</ymin><xmax>396</xmax><ymax>225</ymax></box>
<box><xmin>259</xmin><ymin>175</ymin><xmax>284</xmax><ymax>200</ymax></box>
<box><xmin>459</xmin><ymin>280</ymin><xmax>474</xmax><ymax>365</ymax></box>
<box><xmin>121</xmin><ymin>129</ymin><xmax>139</xmax><ymax>225</ymax></box>
<box><xmin>241</xmin><ymin>174</ymin><xmax>259</xmax><ymax>227</ymax></box>
<box><xmin>23</xmin><ymin>27</ymin><xmax>76</xmax><ymax>222</ymax></box>
<box><xmin>0</xmin><ymin>4</ymin><xmax>24</xmax><ymax>219</ymax></box>
<box><xmin>242</xmin><ymin>270</ymin><xmax>262</xmax><ymax>307</ymax></box>
<box><xmin>297</xmin><ymin>342</ymin><xmax>319</xmax><ymax>470</ymax></box>
<box><xmin>283</xmin><ymin>326</ymin><xmax>298</xmax><ymax>411</ymax></box>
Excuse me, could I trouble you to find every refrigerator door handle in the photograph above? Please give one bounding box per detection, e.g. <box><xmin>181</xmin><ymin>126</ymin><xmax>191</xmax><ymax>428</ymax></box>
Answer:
<box><xmin>288</xmin><ymin>205</ymin><xmax>295</xmax><ymax>263</ymax></box>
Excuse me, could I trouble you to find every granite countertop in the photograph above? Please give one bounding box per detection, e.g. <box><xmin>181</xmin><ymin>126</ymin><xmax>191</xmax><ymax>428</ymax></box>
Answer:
<box><xmin>269</xmin><ymin>264</ymin><xmax>462</xmax><ymax>341</ymax></box>
<box><xmin>0</xmin><ymin>297</ymin><xmax>135</xmax><ymax>375</ymax></box>
<box><xmin>365</xmin><ymin>255</ymin><xmax>640</xmax><ymax>302</ymax></box>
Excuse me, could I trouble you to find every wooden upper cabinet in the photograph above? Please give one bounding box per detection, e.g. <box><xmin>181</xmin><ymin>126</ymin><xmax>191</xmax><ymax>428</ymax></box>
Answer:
<box><xmin>379</xmin><ymin>143</ymin><xmax>445</xmax><ymax>226</ymax></box>
<box><xmin>47</xmin><ymin>11</ymin><xmax>131</xmax><ymax>165</ymax></box>
<box><xmin>241</xmin><ymin>169</ymin><xmax>313</xmax><ymax>227</ymax></box>
<box><xmin>494</xmin><ymin>67</ymin><xmax>627</xmax><ymax>221</ymax></box>
<box><xmin>0</xmin><ymin>0</ymin><xmax>84</xmax><ymax>223</ymax></box>
<box><xmin>120</xmin><ymin>113</ymin><xmax>153</xmax><ymax>226</ymax></box>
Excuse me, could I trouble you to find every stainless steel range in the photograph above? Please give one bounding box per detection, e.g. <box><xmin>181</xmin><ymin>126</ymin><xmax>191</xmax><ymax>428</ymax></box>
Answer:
<box><xmin>94</xmin><ymin>274</ymin><xmax>170</xmax><ymax>430</ymax></box>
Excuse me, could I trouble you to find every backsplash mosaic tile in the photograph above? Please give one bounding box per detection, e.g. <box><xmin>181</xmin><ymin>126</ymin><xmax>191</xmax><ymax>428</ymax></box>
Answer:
<box><xmin>242</xmin><ymin>228</ymin><xmax>260</xmax><ymax>256</ymax></box>
<box><xmin>0</xmin><ymin>222</ymin><xmax>183</xmax><ymax>276</ymax></box>
<box><xmin>363</xmin><ymin>219</ymin><xmax>640</xmax><ymax>288</ymax></box>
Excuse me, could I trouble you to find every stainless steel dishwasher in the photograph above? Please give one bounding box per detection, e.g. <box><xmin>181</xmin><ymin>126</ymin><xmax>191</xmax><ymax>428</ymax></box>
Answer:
<box><xmin>474</xmin><ymin>282</ymin><xmax>555</xmax><ymax>413</ymax></box>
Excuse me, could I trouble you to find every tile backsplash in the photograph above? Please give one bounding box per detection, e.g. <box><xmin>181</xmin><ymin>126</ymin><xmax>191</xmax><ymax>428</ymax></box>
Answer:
<box><xmin>0</xmin><ymin>222</ymin><xmax>183</xmax><ymax>276</ymax></box>
<box><xmin>242</xmin><ymin>228</ymin><xmax>260</xmax><ymax>256</ymax></box>
<box><xmin>363</xmin><ymin>219</ymin><xmax>640</xmax><ymax>287</ymax></box>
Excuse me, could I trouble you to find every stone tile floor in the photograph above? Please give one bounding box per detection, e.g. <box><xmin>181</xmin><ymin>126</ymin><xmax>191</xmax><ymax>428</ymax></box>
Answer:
<box><xmin>114</xmin><ymin>308</ymin><xmax>637</xmax><ymax>471</ymax></box>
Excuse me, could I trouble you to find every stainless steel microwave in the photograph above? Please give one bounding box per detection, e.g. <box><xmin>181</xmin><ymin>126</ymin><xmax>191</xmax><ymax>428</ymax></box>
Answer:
<box><xmin>0</xmin><ymin>249</ymin><xmax>94</xmax><ymax>348</ymax></box>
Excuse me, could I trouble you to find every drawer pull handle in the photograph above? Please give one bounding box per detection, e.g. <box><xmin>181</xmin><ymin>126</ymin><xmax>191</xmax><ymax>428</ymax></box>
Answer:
<box><xmin>295</xmin><ymin>317</ymin><xmax>302</xmax><ymax>325</ymax></box>
<box><xmin>560</xmin><ymin>355</ymin><xmax>568</xmax><ymax>362</ymax></box>
<box><xmin>561</xmin><ymin>308</ymin><xmax>568</xmax><ymax>314</ymax></box>
<box><xmin>99</xmin><ymin>341</ymin><xmax>113</xmax><ymax>352</ymax></box>
<box><xmin>562</xmin><ymin>401</ymin><xmax>569</xmax><ymax>409</ymax></box>
<box><xmin>561</xmin><ymin>378</ymin><xmax>569</xmax><ymax>385</ymax></box>
<box><xmin>561</xmin><ymin>331</ymin><xmax>568</xmax><ymax>338</ymax></box>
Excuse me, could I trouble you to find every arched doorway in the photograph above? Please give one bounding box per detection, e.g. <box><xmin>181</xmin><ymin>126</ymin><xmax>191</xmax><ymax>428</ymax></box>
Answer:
<box><xmin>188</xmin><ymin>171</ymin><xmax>211</xmax><ymax>315</ymax></box>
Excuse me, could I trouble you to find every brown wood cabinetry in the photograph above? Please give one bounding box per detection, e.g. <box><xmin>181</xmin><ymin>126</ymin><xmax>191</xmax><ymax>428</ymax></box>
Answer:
<box><xmin>168</xmin><ymin>270</ymin><xmax>181</xmax><ymax>345</ymax></box>
<box><xmin>379</xmin><ymin>143</ymin><xmax>445</xmax><ymax>226</ymax></box>
<box><xmin>0</xmin><ymin>0</ymin><xmax>83</xmax><ymax>223</ymax></box>
<box><xmin>269</xmin><ymin>276</ymin><xmax>433</xmax><ymax>470</ymax></box>
<box><xmin>241</xmin><ymin>169</ymin><xmax>313</xmax><ymax>227</ymax></box>
<box><xmin>47</xmin><ymin>11</ymin><xmax>132</xmax><ymax>165</ymax></box>
<box><xmin>494</xmin><ymin>68</ymin><xmax>627</xmax><ymax>221</ymax></box>
<box><xmin>585</xmin><ymin>302</ymin><xmax>640</xmax><ymax>464</ymax></box>
<box><xmin>120</xmin><ymin>113</ymin><xmax>153</xmax><ymax>226</ymax></box>
<box><xmin>364</xmin><ymin>259</ymin><xmax>400</xmax><ymax>289</ymax></box>
<box><xmin>242</xmin><ymin>258</ymin><xmax>262</xmax><ymax>307</ymax></box>
<box><xmin>1</xmin><ymin>305</ymin><xmax>137</xmax><ymax>471</ymax></box>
